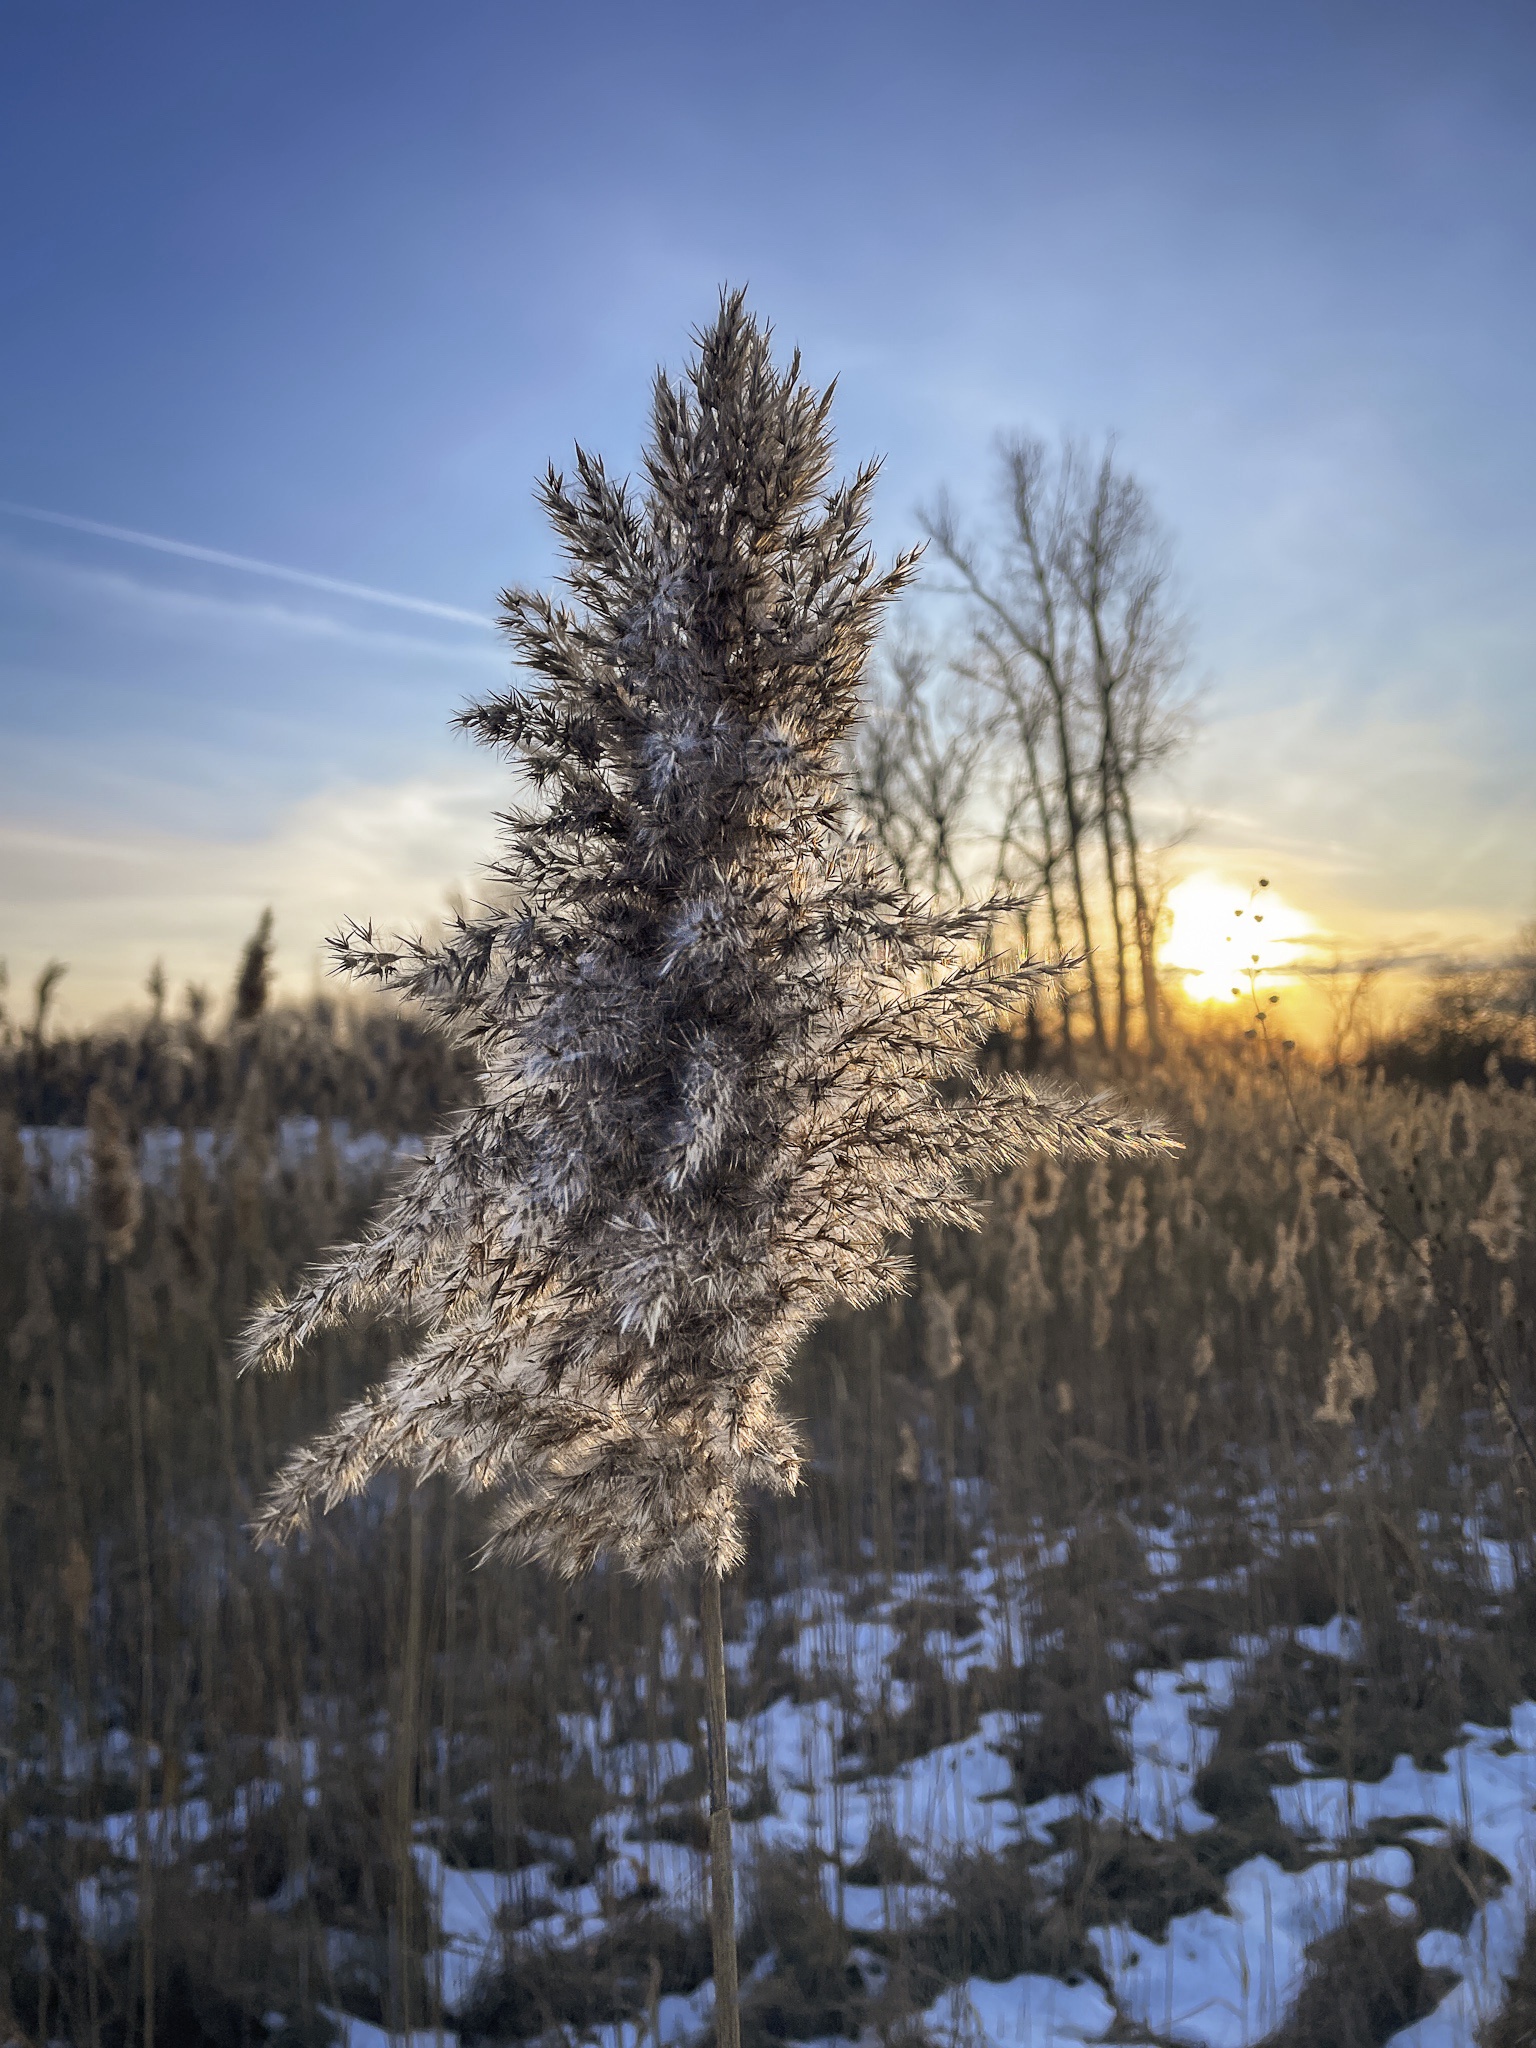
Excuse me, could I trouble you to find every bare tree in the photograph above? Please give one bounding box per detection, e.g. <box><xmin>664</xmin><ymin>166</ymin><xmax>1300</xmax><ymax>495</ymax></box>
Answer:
<box><xmin>923</xmin><ymin>436</ymin><xmax>1188</xmax><ymax>1060</ymax></box>
<box><xmin>1060</xmin><ymin>445</ymin><xmax>1187</xmax><ymax>1054</ymax></box>
<box><xmin>850</xmin><ymin>636</ymin><xmax>994</xmax><ymax>899</ymax></box>
<box><xmin>959</xmin><ymin>623</ymin><xmax>1079</xmax><ymax>1063</ymax></box>
<box><xmin>925</xmin><ymin>455</ymin><xmax>1107</xmax><ymax>1052</ymax></box>
<box><xmin>853</xmin><ymin>634</ymin><xmax>1064</xmax><ymax>1064</ymax></box>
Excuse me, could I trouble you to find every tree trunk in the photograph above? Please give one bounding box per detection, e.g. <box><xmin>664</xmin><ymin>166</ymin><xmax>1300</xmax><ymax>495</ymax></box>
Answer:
<box><xmin>1085</xmin><ymin>597</ymin><xmax>1133</xmax><ymax>1061</ymax></box>
<box><xmin>1045</xmin><ymin>684</ymin><xmax>1107</xmax><ymax>1054</ymax></box>
<box><xmin>1012</xmin><ymin>704</ymin><xmax>1075</xmax><ymax>1070</ymax></box>
<box><xmin>700</xmin><ymin>1568</ymin><xmax>741</xmax><ymax>2048</ymax></box>
<box><xmin>1096</xmin><ymin>775</ymin><xmax>1131</xmax><ymax>1060</ymax></box>
<box><xmin>1114</xmin><ymin>777</ymin><xmax>1163</xmax><ymax>1059</ymax></box>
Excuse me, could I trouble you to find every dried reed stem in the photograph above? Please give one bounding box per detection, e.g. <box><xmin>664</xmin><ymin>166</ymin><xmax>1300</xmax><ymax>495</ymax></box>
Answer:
<box><xmin>700</xmin><ymin>1567</ymin><xmax>740</xmax><ymax>2048</ymax></box>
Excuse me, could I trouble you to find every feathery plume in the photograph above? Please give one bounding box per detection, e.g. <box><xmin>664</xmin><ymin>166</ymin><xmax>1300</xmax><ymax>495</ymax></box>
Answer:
<box><xmin>241</xmin><ymin>293</ymin><xmax>1176</xmax><ymax>1578</ymax></box>
<box><xmin>87</xmin><ymin>1087</ymin><xmax>141</xmax><ymax>1267</ymax></box>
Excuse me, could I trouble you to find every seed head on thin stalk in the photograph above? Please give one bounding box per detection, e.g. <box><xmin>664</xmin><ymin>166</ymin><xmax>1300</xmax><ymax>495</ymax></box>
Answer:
<box><xmin>88</xmin><ymin>1086</ymin><xmax>142</xmax><ymax>1267</ymax></box>
<box><xmin>239</xmin><ymin>292</ymin><xmax>1176</xmax><ymax>1581</ymax></box>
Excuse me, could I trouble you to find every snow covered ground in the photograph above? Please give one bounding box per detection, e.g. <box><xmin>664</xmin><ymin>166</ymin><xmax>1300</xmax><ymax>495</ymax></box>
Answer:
<box><xmin>19</xmin><ymin>1116</ymin><xmax>422</xmax><ymax>1202</ymax></box>
<box><xmin>40</xmin><ymin>1523</ymin><xmax>1536</xmax><ymax>2045</ymax></box>
<box><xmin>383</xmin><ymin>1541</ymin><xmax>1536</xmax><ymax>2048</ymax></box>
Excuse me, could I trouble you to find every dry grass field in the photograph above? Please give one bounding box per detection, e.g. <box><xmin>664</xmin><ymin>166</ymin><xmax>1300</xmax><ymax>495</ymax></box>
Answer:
<box><xmin>4</xmin><ymin>984</ymin><xmax>1536</xmax><ymax>2047</ymax></box>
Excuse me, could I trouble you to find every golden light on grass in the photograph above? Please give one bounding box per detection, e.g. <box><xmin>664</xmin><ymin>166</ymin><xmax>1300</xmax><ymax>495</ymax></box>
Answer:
<box><xmin>1162</xmin><ymin>872</ymin><xmax>1314</xmax><ymax>1004</ymax></box>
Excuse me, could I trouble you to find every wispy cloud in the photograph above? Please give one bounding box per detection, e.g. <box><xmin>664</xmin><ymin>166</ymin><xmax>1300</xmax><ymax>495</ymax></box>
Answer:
<box><xmin>0</xmin><ymin>499</ymin><xmax>494</xmax><ymax>629</ymax></box>
<box><xmin>0</xmin><ymin>538</ymin><xmax>504</xmax><ymax>666</ymax></box>
<box><xmin>1152</xmin><ymin>688</ymin><xmax>1535</xmax><ymax>961</ymax></box>
<box><xmin>0</xmin><ymin>765</ymin><xmax>511</xmax><ymax>1022</ymax></box>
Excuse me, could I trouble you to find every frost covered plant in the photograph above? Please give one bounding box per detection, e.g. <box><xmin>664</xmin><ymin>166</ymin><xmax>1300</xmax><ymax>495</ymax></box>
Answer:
<box><xmin>242</xmin><ymin>294</ymin><xmax>1170</xmax><ymax>1574</ymax></box>
<box><xmin>239</xmin><ymin>295</ymin><xmax>1172</xmax><ymax>2035</ymax></box>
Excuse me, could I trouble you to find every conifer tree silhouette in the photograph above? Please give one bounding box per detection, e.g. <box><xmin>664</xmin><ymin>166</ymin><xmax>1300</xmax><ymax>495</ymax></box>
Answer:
<box><xmin>242</xmin><ymin>294</ymin><xmax>1172</xmax><ymax>2040</ymax></box>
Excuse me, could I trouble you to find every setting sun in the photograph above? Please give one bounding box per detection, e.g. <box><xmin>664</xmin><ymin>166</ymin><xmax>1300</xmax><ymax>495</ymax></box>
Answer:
<box><xmin>1161</xmin><ymin>873</ymin><xmax>1314</xmax><ymax>1004</ymax></box>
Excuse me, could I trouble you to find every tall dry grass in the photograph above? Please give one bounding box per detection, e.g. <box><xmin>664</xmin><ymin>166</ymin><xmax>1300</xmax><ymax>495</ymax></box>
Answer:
<box><xmin>2</xmin><ymin>979</ymin><xmax>1535</xmax><ymax>2045</ymax></box>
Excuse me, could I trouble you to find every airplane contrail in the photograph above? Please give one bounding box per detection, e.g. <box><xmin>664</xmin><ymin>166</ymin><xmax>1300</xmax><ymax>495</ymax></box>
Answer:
<box><xmin>0</xmin><ymin>498</ymin><xmax>494</xmax><ymax>628</ymax></box>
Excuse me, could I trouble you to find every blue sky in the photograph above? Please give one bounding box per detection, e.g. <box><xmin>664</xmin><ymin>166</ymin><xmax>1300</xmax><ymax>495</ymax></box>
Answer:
<box><xmin>2</xmin><ymin>0</ymin><xmax>1533</xmax><ymax>1015</ymax></box>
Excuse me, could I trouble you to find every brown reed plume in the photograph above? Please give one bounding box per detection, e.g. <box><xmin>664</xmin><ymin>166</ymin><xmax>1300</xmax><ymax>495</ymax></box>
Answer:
<box><xmin>238</xmin><ymin>292</ymin><xmax>1174</xmax><ymax>2040</ymax></box>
